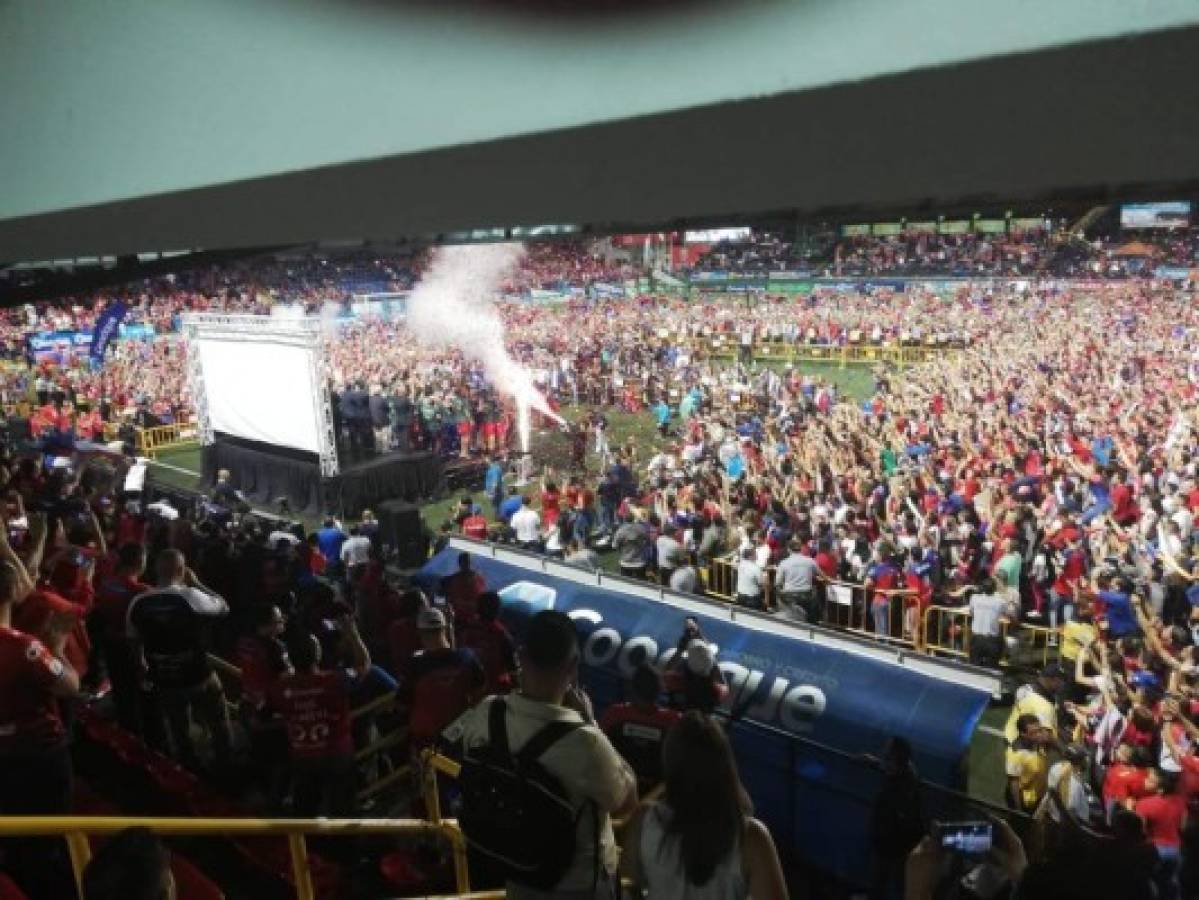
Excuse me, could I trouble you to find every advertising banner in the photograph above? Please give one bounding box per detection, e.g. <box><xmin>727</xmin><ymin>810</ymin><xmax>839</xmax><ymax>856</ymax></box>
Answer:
<box><xmin>1121</xmin><ymin>202</ymin><xmax>1191</xmax><ymax>229</ymax></box>
<box><xmin>975</xmin><ymin>219</ymin><xmax>1008</xmax><ymax>234</ymax></box>
<box><xmin>938</xmin><ymin>220</ymin><xmax>971</xmax><ymax>234</ymax></box>
<box><xmin>1011</xmin><ymin>217</ymin><xmax>1048</xmax><ymax>232</ymax></box>
<box><xmin>1156</xmin><ymin>266</ymin><xmax>1195</xmax><ymax>281</ymax></box>
<box><xmin>27</xmin><ymin>322</ymin><xmax>156</xmax><ymax>365</ymax></box>
<box><xmin>841</xmin><ymin>224</ymin><xmax>870</xmax><ymax>237</ymax></box>
<box><xmin>417</xmin><ymin>548</ymin><xmax>989</xmax><ymax>883</ymax></box>
<box><xmin>591</xmin><ymin>282</ymin><xmax>626</xmax><ymax>298</ymax></box>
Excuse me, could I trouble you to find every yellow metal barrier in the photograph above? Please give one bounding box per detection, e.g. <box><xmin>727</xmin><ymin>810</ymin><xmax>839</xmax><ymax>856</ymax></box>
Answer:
<box><xmin>704</xmin><ymin>554</ymin><xmax>738</xmax><ymax>602</ymax></box>
<box><xmin>1001</xmin><ymin>620</ymin><xmax>1062</xmax><ymax>669</ymax></box>
<box><xmin>820</xmin><ymin>580</ymin><xmax>918</xmax><ymax>647</ymax></box>
<box><xmin>136</xmin><ymin>422</ymin><xmax>200</xmax><ymax>458</ymax></box>
<box><xmin>0</xmin><ymin>815</ymin><xmax>472</xmax><ymax>900</ymax></box>
<box><xmin>704</xmin><ymin>340</ymin><xmax>959</xmax><ymax>369</ymax></box>
<box><xmin>923</xmin><ymin>605</ymin><xmax>973</xmax><ymax>661</ymax></box>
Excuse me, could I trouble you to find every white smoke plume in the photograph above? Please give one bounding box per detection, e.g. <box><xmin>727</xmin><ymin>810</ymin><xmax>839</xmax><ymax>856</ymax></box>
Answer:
<box><xmin>405</xmin><ymin>243</ymin><xmax>563</xmax><ymax>451</ymax></box>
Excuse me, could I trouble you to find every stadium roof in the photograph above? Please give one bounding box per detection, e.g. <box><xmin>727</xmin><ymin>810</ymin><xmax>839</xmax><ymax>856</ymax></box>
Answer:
<box><xmin>1</xmin><ymin>0</ymin><xmax>1197</xmax><ymax>261</ymax></box>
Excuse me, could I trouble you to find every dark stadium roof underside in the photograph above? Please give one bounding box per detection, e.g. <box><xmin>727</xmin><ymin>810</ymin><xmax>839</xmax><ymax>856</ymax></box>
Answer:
<box><xmin>1</xmin><ymin>25</ymin><xmax>1197</xmax><ymax>263</ymax></box>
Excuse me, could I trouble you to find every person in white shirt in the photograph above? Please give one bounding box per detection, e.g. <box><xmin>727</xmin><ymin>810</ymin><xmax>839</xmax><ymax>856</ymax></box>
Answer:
<box><xmin>340</xmin><ymin>526</ymin><xmax>372</xmax><ymax>569</ymax></box>
<box><xmin>1044</xmin><ymin>746</ymin><xmax>1091</xmax><ymax>823</ymax></box>
<box><xmin>735</xmin><ymin>549</ymin><xmax>766</xmax><ymax>611</ymax></box>
<box><xmin>511</xmin><ymin>497</ymin><xmax>543</xmax><ymax>550</ymax></box>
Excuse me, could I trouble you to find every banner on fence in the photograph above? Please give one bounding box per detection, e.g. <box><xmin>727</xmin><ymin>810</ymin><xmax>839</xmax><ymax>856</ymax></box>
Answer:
<box><xmin>827</xmin><ymin>584</ymin><xmax>854</xmax><ymax>606</ymax></box>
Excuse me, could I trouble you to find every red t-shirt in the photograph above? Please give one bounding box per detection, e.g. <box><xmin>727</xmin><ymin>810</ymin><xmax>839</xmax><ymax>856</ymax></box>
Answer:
<box><xmin>267</xmin><ymin>670</ymin><xmax>353</xmax><ymax>760</ymax></box>
<box><xmin>815</xmin><ymin>551</ymin><xmax>839</xmax><ymax>578</ymax></box>
<box><xmin>442</xmin><ymin>571</ymin><xmax>487</xmax><ymax>624</ymax></box>
<box><xmin>462</xmin><ymin>515</ymin><xmax>488</xmax><ymax>541</ymax></box>
<box><xmin>541</xmin><ymin>490</ymin><xmax>561</xmax><ymax>527</ymax></box>
<box><xmin>1052</xmin><ymin>550</ymin><xmax>1086</xmax><ymax>597</ymax></box>
<box><xmin>235</xmin><ymin>635</ymin><xmax>289</xmax><ymax>709</ymax></box>
<box><xmin>457</xmin><ymin>619</ymin><xmax>517</xmax><ymax>694</ymax></box>
<box><xmin>0</xmin><ymin>625</ymin><xmax>68</xmax><ymax>751</ymax></box>
<box><xmin>1103</xmin><ymin>763</ymin><xmax>1149</xmax><ymax>807</ymax></box>
<box><xmin>12</xmin><ymin>588</ymin><xmax>90</xmax><ymax>678</ymax></box>
<box><xmin>401</xmin><ymin>648</ymin><xmax>484</xmax><ymax>747</ymax></box>
<box><xmin>1135</xmin><ymin>793</ymin><xmax>1187</xmax><ymax>848</ymax></box>
<box><xmin>1179</xmin><ymin>753</ymin><xmax>1199</xmax><ymax>803</ymax></box>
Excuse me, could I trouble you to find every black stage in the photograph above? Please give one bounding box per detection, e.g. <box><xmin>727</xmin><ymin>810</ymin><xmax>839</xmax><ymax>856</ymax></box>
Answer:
<box><xmin>201</xmin><ymin>432</ymin><xmax>445</xmax><ymax>518</ymax></box>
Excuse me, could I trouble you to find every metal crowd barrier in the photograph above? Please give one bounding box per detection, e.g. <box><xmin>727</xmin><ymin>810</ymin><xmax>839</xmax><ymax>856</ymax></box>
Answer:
<box><xmin>0</xmin><ymin>815</ymin><xmax>473</xmax><ymax>900</ymax></box>
<box><xmin>136</xmin><ymin>421</ymin><xmax>200</xmax><ymax>458</ymax></box>
<box><xmin>702</xmin><ymin>340</ymin><xmax>959</xmax><ymax>369</ymax></box>
<box><xmin>820</xmin><ymin>580</ymin><xmax>919</xmax><ymax>648</ymax></box>
<box><xmin>700</xmin><ymin>560</ymin><xmax>1063</xmax><ymax>667</ymax></box>
<box><xmin>923</xmin><ymin>605</ymin><xmax>973</xmax><ymax>662</ymax></box>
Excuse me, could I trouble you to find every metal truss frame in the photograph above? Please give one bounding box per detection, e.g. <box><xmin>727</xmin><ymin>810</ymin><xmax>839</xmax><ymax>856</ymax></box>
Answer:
<box><xmin>180</xmin><ymin>313</ymin><xmax>340</xmax><ymax>477</ymax></box>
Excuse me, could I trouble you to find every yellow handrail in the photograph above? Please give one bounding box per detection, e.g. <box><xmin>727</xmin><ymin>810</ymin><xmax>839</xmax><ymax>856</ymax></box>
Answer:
<box><xmin>0</xmin><ymin>816</ymin><xmax>472</xmax><ymax>900</ymax></box>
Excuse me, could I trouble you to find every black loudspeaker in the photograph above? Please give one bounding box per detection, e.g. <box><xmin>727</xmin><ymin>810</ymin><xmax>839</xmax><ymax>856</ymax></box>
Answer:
<box><xmin>379</xmin><ymin>499</ymin><xmax>428</xmax><ymax>568</ymax></box>
<box><xmin>6</xmin><ymin>417</ymin><xmax>30</xmax><ymax>443</ymax></box>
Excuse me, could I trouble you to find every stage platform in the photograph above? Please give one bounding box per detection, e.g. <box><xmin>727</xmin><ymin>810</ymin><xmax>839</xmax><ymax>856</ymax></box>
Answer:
<box><xmin>201</xmin><ymin>433</ymin><xmax>445</xmax><ymax>518</ymax></box>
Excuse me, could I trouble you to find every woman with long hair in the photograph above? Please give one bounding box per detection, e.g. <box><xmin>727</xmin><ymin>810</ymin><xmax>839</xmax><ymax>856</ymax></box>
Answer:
<box><xmin>620</xmin><ymin>711</ymin><xmax>788</xmax><ymax>899</ymax></box>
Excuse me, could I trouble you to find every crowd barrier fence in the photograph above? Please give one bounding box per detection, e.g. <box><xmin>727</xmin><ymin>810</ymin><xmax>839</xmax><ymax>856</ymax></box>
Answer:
<box><xmin>0</xmin><ymin>815</ymin><xmax>473</xmax><ymax>900</ymax></box>
<box><xmin>136</xmin><ymin>422</ymin><xmax>200</xmax><ymax>458</ymax></box>
<box><xmin>700</xmin><ymin>557</ymin><xmax>1061</xmax><ymax>670</ymax></box>
<box><xmin>702</xmin><ymin>340</ymin><xmax>961</xmax><ymax>368</ymax></box>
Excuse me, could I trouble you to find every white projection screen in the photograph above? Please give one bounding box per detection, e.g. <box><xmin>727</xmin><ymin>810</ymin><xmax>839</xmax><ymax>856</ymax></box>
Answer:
<box><xmin>184</xmin><ymin>315</ymin><xmax>330</xmax><ymax>458</ymax></box>
<box><xmin>196</xmin><ymin>339</ymin><xmax>320</xmax><ymax>452</ymax></box>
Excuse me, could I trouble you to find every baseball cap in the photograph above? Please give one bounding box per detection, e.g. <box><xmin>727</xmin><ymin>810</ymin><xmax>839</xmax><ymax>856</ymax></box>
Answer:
<box><xmin>416</xmin><ymin>607</ymin><xmax>447</xmax><ymax>631</ymax></box>
<box><xmin>685</xmin><ymin>640</ymin><xmax>715</xmax><ymax>676</ymax></box>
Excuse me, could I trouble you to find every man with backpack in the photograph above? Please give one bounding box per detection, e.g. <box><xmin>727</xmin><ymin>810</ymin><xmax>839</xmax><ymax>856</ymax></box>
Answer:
<box><xmin>445</xmin><ymin>609</ymin><xmax>637</xmax><ymax>899</ymax></box>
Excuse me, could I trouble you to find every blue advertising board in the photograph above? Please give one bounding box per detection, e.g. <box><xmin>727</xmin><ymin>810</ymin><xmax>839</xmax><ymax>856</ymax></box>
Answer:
<box><xmin>417</xmin><ymin>547</ymin><xmax>990</xmax><ymax>883</ymax></box>
<box><xmin>27</xmin><ymin>322</ymin><xmax>157</xmax><ymax>364</ymax></box>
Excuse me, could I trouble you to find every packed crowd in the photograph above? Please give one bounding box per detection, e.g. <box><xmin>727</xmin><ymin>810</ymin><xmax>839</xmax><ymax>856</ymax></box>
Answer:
<box><xmin>0</xmin><ymin>435</ymin><xmax>791</xmax><ymax>899</ymax></box>
<box><xmin>831</xmin><ymin>230</ymin><xmax>1053</xmax><ymax>278</ymax></box>
<box><xmin>686</xmin><ymin>224</ymin><xmax>1199</xmax><ymax>282</ymax></box>
<box><xmin>451</xmin><ymin>278</ymin><xmax>1199</xmax><ymax>898</ymax></box>
<box><xmin>6</xmin><ymin>243</ymin><xmax>1199</xmax><ymax>896</ymax></box>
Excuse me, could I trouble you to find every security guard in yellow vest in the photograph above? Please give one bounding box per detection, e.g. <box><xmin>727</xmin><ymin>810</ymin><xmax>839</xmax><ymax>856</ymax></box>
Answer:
<box><xmin>1003</xmin><ymin>662</ymin><xmax>1065</xmax><ymax>745</ymax></box>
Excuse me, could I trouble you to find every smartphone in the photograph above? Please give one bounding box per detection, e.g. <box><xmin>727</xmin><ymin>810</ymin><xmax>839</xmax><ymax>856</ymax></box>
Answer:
<box><xmin>934</xmin><ymin>821</ymin><xmax>992</xmax><ymax>855</ymax></box>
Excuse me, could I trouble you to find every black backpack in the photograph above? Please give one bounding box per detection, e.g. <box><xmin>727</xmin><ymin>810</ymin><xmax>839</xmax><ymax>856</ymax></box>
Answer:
<box><xmin>458</xmin><ymin>699</ymin><xmax>585</xmax><ymax>890</ymax></box>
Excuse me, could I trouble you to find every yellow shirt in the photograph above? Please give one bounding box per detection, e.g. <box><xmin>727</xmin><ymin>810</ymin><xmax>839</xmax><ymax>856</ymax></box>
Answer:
<box><xmin>1003</xmin><ymin>686</ymin><xmax>1057</xmax><ymax>744</ymax></box>
<box><xmin>1060</xmin><ymin>621</ymin><xmax>1096</xmax><ymax>663</ymax></box>
<box><xmin>1005</xmin><ymin>743</ymin><xmax>1049</xmax><ymax>811</ymax></box>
